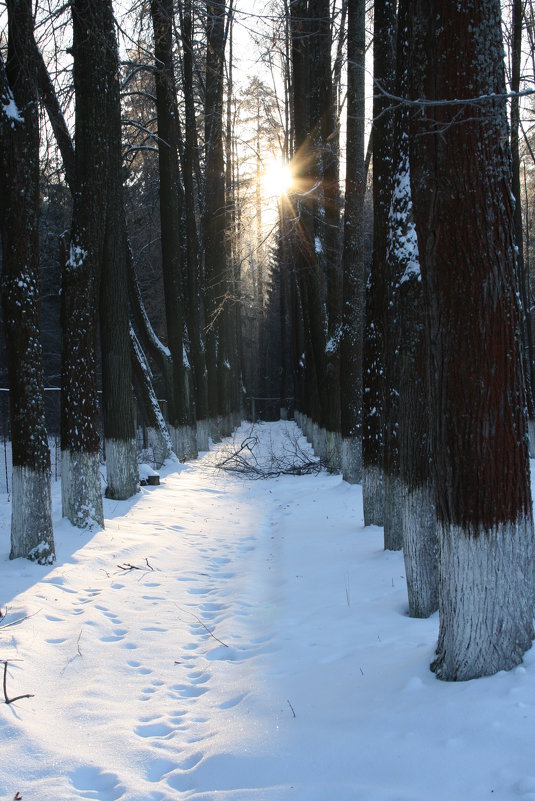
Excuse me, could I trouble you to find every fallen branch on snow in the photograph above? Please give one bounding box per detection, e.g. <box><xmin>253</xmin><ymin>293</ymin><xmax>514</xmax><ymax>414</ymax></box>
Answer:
<box><xmin>215</xmin><ymin>427</ymin><xmax>324</xmax><ymax>479</ymax></box>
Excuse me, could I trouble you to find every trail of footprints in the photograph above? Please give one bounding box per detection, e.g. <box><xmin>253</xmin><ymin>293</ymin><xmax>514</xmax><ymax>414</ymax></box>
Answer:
<box><xmin>38</xmin><ymin>512</ymin><xmax>275</xmax><ymax>796</ymax></box>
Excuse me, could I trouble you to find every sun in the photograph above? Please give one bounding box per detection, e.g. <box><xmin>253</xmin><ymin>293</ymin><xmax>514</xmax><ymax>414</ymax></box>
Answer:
<box><xmin>262</xmin><ymin>158</ymin><xmax>293</xmax><ymax>199</ymax></box>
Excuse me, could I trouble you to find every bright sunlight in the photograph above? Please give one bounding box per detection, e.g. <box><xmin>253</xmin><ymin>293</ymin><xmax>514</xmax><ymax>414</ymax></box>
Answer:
<box><xmin>262</xmin><ymin>158</ymin><xmax>293</xmax><ymax>199</ymax></box>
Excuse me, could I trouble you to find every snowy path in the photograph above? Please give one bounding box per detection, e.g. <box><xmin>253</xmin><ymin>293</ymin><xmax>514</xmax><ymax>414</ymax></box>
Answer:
<box><xmin>2</xmin><ymin>421</ymin><xmax>535</xmax><ymax>801</ymax></box>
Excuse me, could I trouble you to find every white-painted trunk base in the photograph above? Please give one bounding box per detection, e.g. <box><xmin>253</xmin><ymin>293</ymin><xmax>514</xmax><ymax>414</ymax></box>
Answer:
<box><xmin>326</xmin><ymin>430</ymin><xmax>342</xmax><ymax>473</ymax></box>
<box><xmin>10</xmin><ymin>466</ymin><xmax>55</xmax><ymax>563</ymax></box>
<box><xmin>146</xmin><ymin>427</ymin><xmax>172</xmax><ymax>469</ymax></box>
<box><xmin>232</xmin><ymin>410</ymin><xmax>242</xmax><ymax>429</ymax></box>
<box><xmin>105</xmin><ymin>439</ymin><xmax>139</xmax><ymax>500</ymax></box>
<box><xmin>210</xmin><ymin>418</ymin><xmax>222</xmax><ymax>444</ymax></box>
<box><xmin>170</xmin><ymin>425</ymin><xmax>198</xmax><ymax>462</ymax></box>
<box><xmin>341</xmin><ymin>436</ymin><xmax>362</xmax><ymax>484</ymax></box>
<box><xmin>312</xmin><ymin>424</ymin><xmax>327</xmax><ymax>462</ymax></box>
<box><xmin>62</xmin><ymin>449</ymin><xmax>104</xmax><ymax>529</ymax></box>
<box><xmin>220</xmin><ymin>414</ymin><xmax>233</xmax><ymax>438</ymax></box>
<box><xmin>363</xmin><ymin>465</ymin><xmax>384</xmax><ymax>527</ymax></box>
<box><xmin>401</xmin><ymin>483</ymin><xmax>438</xmax><ymax>618</ymax></box>
<box><xmin>433</xmin><ymin>517</ymin><xmax>535</xmax><ymax>681</ymax></box>
<box><xmin>383</xmin><ymin>472</ymin><xmax>403</xmax><ymax>551</ymax></box>
<box><xmin>528</xmin><ymin>419</ymin><xmax>535</xmax><ymax>458</ymax></box>
<box><xmin>280</xmin><ymin>407</ymin><xmax>288</xmax><ymax>420</ymax></box>
<box><xmin>196</xmin><ymin>419</ymin><xmax>211</xmax><ymax>452</ymax></box>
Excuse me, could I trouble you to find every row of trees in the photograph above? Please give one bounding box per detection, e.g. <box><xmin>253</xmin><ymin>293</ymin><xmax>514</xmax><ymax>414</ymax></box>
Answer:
<box><xmin>254</xmin><ymin>0</ymin><xmax>535</xmax><ymax>681</ymax></box>
<box><xmin>1</xmin><ymin>0</ymin><xmax>244</xmax><ymax>559</ymax></box>
<box><xmin>2</xmin><ymin>0</ymin><xmax>535</xmax><ymax>681</ymax></box>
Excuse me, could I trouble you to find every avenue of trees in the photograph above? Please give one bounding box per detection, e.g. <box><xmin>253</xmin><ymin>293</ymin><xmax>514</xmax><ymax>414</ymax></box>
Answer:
<box><xmin>1</xmin><ymin>0</ymin><xmax>535</xmax><ymax>681</ymax></box>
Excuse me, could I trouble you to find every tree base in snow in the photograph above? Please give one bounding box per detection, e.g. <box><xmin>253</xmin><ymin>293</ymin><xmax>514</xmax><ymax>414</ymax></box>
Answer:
<box><xmin>196</xmin><ymin>419</ymin><xmax>211</xmax><ymax>452</ymax></box>
<box><xmin>62</xmin><ymin>449</ymin><xmax>104</xmax><ymax>529</ymax></box>
<box><xmin>326</xmin><ymin>430</ymin><xmax>342</xmax><ymax>473</ymax></box>
<box><xmin>10</xmin><ymin>466</ymin><xmax>55</xmax><ymax>564</ymax></box>
<box><xmin>170</xmin><ymin>425</ymin><xmax>198</xmax><ymax>462</ymax></box>
<box><xmin>210</xmin><ymin>418</ymin><xmax>222</xmax><ymax>443</ymax></box>
<box><xmin>402</xmin><ymin>482</ymin><xmax>438</xmax><ymax>618</ymax></box>
<box><xmin>312</xmin><ymin>423</ymin><xmax>327</xmax><ymax>461</ymax></box>
<box><xmin>363</xmin><ymin>465</ymin><xmax>384</xmax><ymax>527</ymax></box>
<box><xmin>105</xmin><ymin>438</ymin><xmax>139</xmax><ymax>500</ymax></box>
<box><xmin>146</xmin><ymin>426</ymin><xmax>172</xmax><ymax>469</ymax></box>
<box><xmin>341</xmin><ymin>436</ymin><xmax>362</xmax><ymax>484</ymax></box>
<box><xmin>432</xmin><ymin>517</ymin><xmax>535</xmax><ymax>681</ymax></box>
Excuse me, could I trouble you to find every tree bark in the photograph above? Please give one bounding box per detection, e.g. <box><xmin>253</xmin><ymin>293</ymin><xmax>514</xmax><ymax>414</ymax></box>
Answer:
<box><xmin>0</xmin><ymin>4</ymin><xmax>55</xmax><ymax>562</ymax></box>
<box><xmin>511</xmin><ymin>0</ymin><xmax>535</xmax><ymax>452</ymax></box>
<box><xmin>362</xmin><ymin>0</ymin><xmax>396</xmax><ymax>526</ymax></box>
<box><xmin>340</xmin><ymin>0</ymin><xmax>366</xmax><ymax>484</ymax></box>
<box><xmin>409</xmin><ymin>0</ymin><xmax>535</xmax><ymax>679</ymax></box>
<box><xmin>204</xmin><ymin>0</ymin><xmax>231</xmax><ymax>435</ymax></box>
<box><xmin>61</xmin><ymin>0</ymin><xmax>109</xmax><ymax>529</ymax></box>
<box><xmin>180</xmin><ymin>0</ymin><xmax>209</xmax><ymax>440</ymax></box>
<box><xmin>101</xmin><ymin>0</ymin><xmax>138</xmax><ymax>499</ymax></box>
<box><xmin>131</xmin><ymin>329</ymin><xmax>172</xmax><ymax>468</ymax></box>
<box><xmin>151</xmin><ymin>0</ymin><xmax>197</xmax><ymax>460</ymax></box>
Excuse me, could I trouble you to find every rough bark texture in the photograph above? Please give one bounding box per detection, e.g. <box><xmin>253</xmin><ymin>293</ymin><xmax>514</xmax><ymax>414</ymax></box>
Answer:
<box><xmin>340</xmin><ymin>0</ymin><xmax>366</xmax><ymax>484</ymax></box>
<box><xmin>180</xmin><ymin>0</ymin><xmax>209</xmax><ymax>424</ymax></box>
<box><xmin>309</xmin><ymin>0</ymin><xmax>341</xmax><ymax>446</ymax></box>
<box><xmin>131</xmin><ymin>330</ymin><xmax>172</xmax><ymax>468</ymax></box>
<box><xmin>204</xmin><ymin>0</ymin><xmax>229</xmax><ymax>423</ymax></box>
<box><xmin>0</xmin><ymin>2</ymin><xmax>55</xmax><ymax>562</ymax></box>
<box><xmin>101</xmin><ymin>0</ymin><xmax>138</xmax><ymax>500</ymax></box>
<box><xmin>151</xmin><ymin>0</ymin><xmax>193</xmax><ymax>448</ymax></box>
<box><xmin>362</xmin><ymin>0</ymin><xmax>396</xmax><ymax>525</ymax></box>
<box><xmin>61</xmin><ymin>0</ymin><xmax>109</xmax><ymax>528</ymax></box>
<box><xmin>289</xmin><ymin>0</ymin><xmax>327</xmax><ymax>428</ymax></box>
<box><xmin>409</xmin><ymin>0</ymin><xmax>534</xmax><ymax>679</ymax></box>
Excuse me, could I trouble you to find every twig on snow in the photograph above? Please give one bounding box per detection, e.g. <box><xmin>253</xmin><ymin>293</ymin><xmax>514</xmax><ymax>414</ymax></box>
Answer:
<box><xmin>176</xmin><ymin>606</ymin><xmax>229</xmax><ymax>649</ymax></box>
<box><xmin>2</xmin><ymin>661</ymin><xmax>34</xmax><ymax>704</ymax></box>
<box><xmin>0</xmin><ymin>609</ymin><xmax>41</xmax><ymax>632</ymax></box>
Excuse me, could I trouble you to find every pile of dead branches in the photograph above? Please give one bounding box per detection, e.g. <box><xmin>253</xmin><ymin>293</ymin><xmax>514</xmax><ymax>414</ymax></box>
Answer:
<box><xmin>215</xmin><ymin>429</ymin><xmax>324</xmax><ymax>479</ymax></box>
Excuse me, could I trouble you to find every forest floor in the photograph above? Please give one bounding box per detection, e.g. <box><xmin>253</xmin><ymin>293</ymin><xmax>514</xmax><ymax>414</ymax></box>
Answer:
<box><xmin>1</xmin><ymin>421</ymin><xmax>535</xmax><ymax>801</ymax></box>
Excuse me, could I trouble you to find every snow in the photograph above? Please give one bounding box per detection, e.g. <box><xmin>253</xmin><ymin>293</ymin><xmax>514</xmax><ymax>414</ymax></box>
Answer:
<box><xmin>1</xmin><ymin>420</ymin><xmax>535</xmax><ymax>800</ymax></box>
<box><xmin>1</xmin><ymin>87</ymin><xmax>23</xmax><ymax>124</ymax></box>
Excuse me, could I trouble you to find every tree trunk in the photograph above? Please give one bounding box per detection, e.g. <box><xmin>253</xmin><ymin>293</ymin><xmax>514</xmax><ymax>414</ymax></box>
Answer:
<box><xmin>180</xmin><ymin>0</ymin><xmax>209</xmax><ymax>442</ymax></box>
<box><xmin>204</xmin><ymin>0</ymin><xmax>231</xmax><ymax>435</ymax></box>
<box><xmin>61</xmin><ymin>0</ymin><xmax>109</xmax><ymax>529</ymax></box>
<box><xmin>511</xmin><ymin>0</ymin><xmax>535</xmax><ymax>453</ymax></box>
<box><xmin>310</xmin><ymin>0</ymin><xmax>342</xmax><ymax>470</ymax></box>
<box><xmin>362</xmin><ymin>0</ymin><xmax>396</xmax><ymax>525</ymax></box>
<box><xmin>151</xmin><ymin>0</ymin><xmax>197</xmax><ymax>461</ymax></box>
<box><xmin>131</xmin><ymin>329</ymin><xmax>172</xmax><ymax>468</ymax></box>
<box><xmin>101</xmin><ymin>0</ymin><xmax>138</xmax><ymax>499</ymax></box>
<box><xmin>409</xmin><ymin>0</ymin><xmax>535</xmax><ymax>680</ymax></box>
<box><xmin>340</xmin><ymin>0</ymin><xmax>366</xmax><ymax>484</ymax></box>
<box><xmin>0</xmin><ymin>5</ymin><xmax>55</xmax><ymax>563</ymax></box>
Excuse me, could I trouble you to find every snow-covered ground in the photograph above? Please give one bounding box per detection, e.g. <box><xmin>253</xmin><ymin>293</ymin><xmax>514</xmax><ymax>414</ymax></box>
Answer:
<box><xmin>1</xmin><ymin>420</ymin><xmax>535</xmax><ymax>801</ymax></box>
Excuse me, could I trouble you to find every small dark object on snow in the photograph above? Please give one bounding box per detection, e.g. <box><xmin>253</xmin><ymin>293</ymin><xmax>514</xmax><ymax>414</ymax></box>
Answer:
<box><xmin>147</xmin><ymin>474</ymin><xmax>160</xmax><ymax>486</ymax></box>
